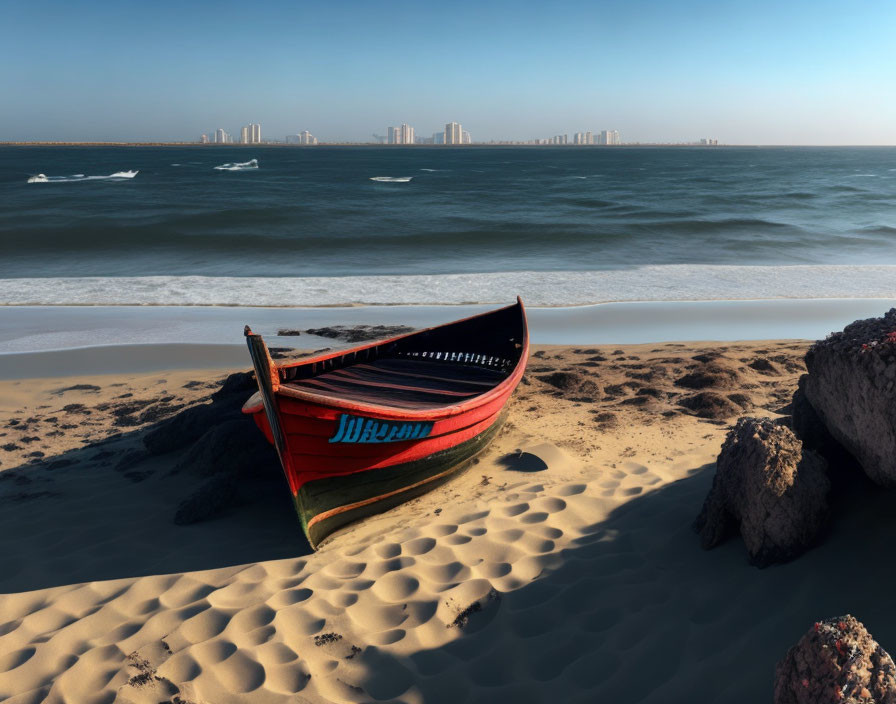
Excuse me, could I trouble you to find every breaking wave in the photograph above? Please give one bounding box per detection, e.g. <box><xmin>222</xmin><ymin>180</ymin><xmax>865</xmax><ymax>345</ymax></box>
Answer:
<box><xmin>2</xmin><ymin>265</ymin><xmax>896</xmax><ymax>307</ymax></box>
<box><xmin>370</xmin><ymin>176</ymin><xmax>413</xmax><ymax>182</ymax></box>
<box><xmin>26</xmin><ymin>170</ymin><xmax>138</xmax><ymax>183</ymax></box>
<box><xmin>213</xmin><ymin>159</ymin><xmax>258</xmax><ymax>171</ymax></box>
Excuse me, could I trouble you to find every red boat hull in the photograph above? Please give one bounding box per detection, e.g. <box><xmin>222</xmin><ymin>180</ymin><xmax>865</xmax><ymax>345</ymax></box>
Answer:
<box><xmin>243</xmin><ymin>299</ymin><xmax>528</xmax><ymax>548</ymax></box>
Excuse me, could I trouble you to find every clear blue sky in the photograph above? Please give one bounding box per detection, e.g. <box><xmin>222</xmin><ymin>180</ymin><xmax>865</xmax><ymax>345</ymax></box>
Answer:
<box><xmin>2</xmin><ymin>0</ymin><xmax>894</xmax><ymax>144</ymax></box>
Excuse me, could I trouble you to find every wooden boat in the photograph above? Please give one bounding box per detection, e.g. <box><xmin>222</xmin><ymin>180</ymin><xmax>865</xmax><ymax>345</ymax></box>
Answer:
<box><xmin>242</xmin><ymin>298</ymin><xmax>529</xmax><ymax>548</ymax></box>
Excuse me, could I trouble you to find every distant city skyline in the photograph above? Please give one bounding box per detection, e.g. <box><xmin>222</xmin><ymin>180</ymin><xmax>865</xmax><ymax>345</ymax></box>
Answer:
<box><xmin>3</xmin><ymin>0</ymin><xmax>895</xmax><ymax>144</ymax></box>
<box><xmin>194</xmin><ymin>121</ymin><xmax>636</xmax><ymax>146</ymax></box>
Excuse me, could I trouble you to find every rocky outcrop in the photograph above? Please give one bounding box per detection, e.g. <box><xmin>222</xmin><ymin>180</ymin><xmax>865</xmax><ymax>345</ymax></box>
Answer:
<box><xmin>803</xmin><ymin>309</ymin><xmax>896</xmax><ymax>486</ymax></box>
<box><xmin>536</xmin><ymin>370</ymin><xmax>600</xmax><ymax>401</ymax></box>
<box><xmin>143</xmin><ymin>372</ymin><xmax>257</xmax><ymax>455</ymax></box>
<box><xmin>774</xmin><ymin>615</ymin><xmax>896</xmax><ymax>704</ymax></box>
<box><xmin>694</xmin><ymin>417</ymin><xmax>829</xmax><ymax>567</ymax></box>
<box><xmin>140</xmin><ymin>372</ymin><xmax>280</xmax><ymax>524</ymax></box>
<box><xmin>791</xmin><ymin>374</ymin><xmax>851</xmax><ymax>464</ymax></box>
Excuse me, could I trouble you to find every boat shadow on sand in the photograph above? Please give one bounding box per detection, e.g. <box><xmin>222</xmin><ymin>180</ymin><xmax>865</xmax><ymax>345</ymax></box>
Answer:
<box><xmin>0</xmin><ymin>373</ymin><xmax>311</xmax><ymax>594</ymax></box>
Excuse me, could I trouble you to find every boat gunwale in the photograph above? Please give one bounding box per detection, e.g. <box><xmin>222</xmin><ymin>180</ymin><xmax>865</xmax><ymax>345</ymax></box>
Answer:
<box><xmin>275</xmin><ymin>298</ymin><xmax>525</xmax><ymax>372</ymax></box>
<box><xmin>268</xmin><ymin>298</ymin><xmax>529</xmax><ymax>420</ymax></box>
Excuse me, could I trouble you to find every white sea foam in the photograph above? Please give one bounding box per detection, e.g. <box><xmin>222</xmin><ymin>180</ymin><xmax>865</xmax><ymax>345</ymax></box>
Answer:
<box><xmin>2</xmin><ymin>265</ymin><xmax>896</xmax><ymax>307</ymax></box>
<box><xmin>213</xmin><ymin>159</ymin><xmax>258</xmax><ymax>171</ymax></box>
<box><xmin>369</xmin><ymin>176</ymin><xmax>413</xmax><ymax>182</ymax></box>
<box><xmin>26</xmin><ymin>171</ymin><xmax>137</xmax><ymax>183</ymax></box>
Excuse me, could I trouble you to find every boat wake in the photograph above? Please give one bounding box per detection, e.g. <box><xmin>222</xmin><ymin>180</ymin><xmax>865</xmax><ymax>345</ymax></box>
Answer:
<box><xmin>26</xmin><ymin>171</ymin><xmax>138</xmax><ymax>184</ymax></box>
<box><xmin>214</xmin><ymin>159</ymin><xmax>259</xmax><ymax>171</ymax></box>
<box><xmin>370</xmin><ymin>176</ymin><xmax>413</xmax><ymax>182</ymax></box>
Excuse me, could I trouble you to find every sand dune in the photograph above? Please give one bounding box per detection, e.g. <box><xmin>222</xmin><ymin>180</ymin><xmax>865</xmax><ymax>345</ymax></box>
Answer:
<box><xmin>3</xmin><ymin>341</ymin><xmax>892</xmax><ymax>703</ymax></box>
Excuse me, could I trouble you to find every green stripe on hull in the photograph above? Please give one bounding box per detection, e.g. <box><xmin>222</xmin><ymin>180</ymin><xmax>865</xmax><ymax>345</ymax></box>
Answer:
<box><xmin>294</xmin><ymin>413</ymin><xmax>506</xmax><ymax>548</ymax></box>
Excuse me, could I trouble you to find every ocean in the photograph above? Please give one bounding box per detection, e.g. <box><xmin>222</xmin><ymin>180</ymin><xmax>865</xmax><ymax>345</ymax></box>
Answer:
<box><xmin>2</xmin><ymin>145</ymin><xmax>896</xmax><ymax>306</ymax></box>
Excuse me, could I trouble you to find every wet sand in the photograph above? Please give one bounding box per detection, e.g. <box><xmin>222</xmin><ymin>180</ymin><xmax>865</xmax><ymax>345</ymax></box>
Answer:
<box><xmin>2</xmin><ymin>341</ymin><xmax>895</xmax><ymax>703</ymax></box>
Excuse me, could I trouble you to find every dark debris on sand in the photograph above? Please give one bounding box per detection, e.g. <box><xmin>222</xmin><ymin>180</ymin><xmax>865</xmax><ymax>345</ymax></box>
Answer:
<box><xmin>303</xmin><ymin>325</ymin><xmax>416</xmax><ymax>343</ymax></box>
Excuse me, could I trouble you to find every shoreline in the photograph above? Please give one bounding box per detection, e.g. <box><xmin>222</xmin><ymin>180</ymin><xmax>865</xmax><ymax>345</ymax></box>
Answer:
<box><xmin>2</xmin><ymin>299</ymin><xmax>894</xmax><ymax>374</ymax></box>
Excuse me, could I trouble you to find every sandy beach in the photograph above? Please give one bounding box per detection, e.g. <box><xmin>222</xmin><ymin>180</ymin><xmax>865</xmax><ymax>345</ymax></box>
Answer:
<box><xmin>2</xmin><ymin>339</ymin><xmax>895</xmax><ymax>703</ymax></box>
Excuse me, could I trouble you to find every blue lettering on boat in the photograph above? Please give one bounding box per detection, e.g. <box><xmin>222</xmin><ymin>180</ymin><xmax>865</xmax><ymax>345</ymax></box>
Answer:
<box><xmin>329</xmin><ymin>413</ymin><xmax>434</xmax><ymax>444</ymax></box>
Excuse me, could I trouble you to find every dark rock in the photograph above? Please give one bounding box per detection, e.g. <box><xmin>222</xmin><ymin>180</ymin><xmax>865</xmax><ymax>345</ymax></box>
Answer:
<box><xmin>803</xmin><ymin>309</ymin><xmax>896</xmax><ymax>485</ymax></box>
<box><xmin>694</xmin><ymin>417</ymin><xmax>829</xmax><ymax>566</ymax></box>
<box><xmin>135</xmin><ymin>402</ymin><xmax>185</xmax><ymax>425</ymax></box>
<box><xmin>211</xmin><ymin>371</ymin><xmax>256</xmax><ymax>401</ymax></box>
<box><xmin>111</xmin><ymin>399</ymin><xmax>157</xmax><ymax>427</ymax></box>
<box><xmin>277</xmin><ymin>329</ymin><xmax>302</xmax><ymax>336</ymax></box>
<box><xmin>173</xmin><ymin>477</ymin><xmax>238</xmax><ymax>525</ymax></box>
<box><xmin>304</xmin><ymin>325</ymin><xmax>415</xmax><ymax>344</ymax></box>
<box><xmin>143</xmin><ymin>371</ymin><xmax>259</xmax><ymax>454</ymax></box>
<box><xmin>268</xmin><ymin>347</ymin><xmax>297</xmax><ymax>360</ymax></box>
<box><xmin>143</xmin><ymin>403</ymin><xmax>230</xmax><ymax>455</ymax></box>
<box><xmin>791</xmin><ymin>374</ymin><xmax>848</xmax><ymax>460</ymax></box>
<box><xmin>592</xmin><ymin>411</ymin><xmax>618</xmax><ymax>429</ymax></box>
<box><xmin>678</xmin><ymin>392</ymin><xmax>740</xmax><ymax>420</ymax></box>
<box><xmin>172</xmin><ymin>419</ymin><xmax>277</xmax><ymax>478</ymax></box>
<box><xmin>314</xmin><ymin>633</ymin><xmax>343</xmax><ymax>646</ymax></box>
<box><xmin>749</xmin><ymin>357</ymin><xmax>780</xmax><ymax>374</ymax></box>
<box><xmin>774</xmin><ymin>615</ymin><xmax>896</xmax><ymax>704</ymax></box>
<box><xmin>536</xmin><ymin>371</ymin><xmax>600</xmax><ymax>398</ymax></box>
<box><xmin>620</xmin><ymin>395</ymin><xmax>654</xmax><ymax>407</ymax></box>
<box><xmin>727</xmin><ymin>392</ymin><xmax>753</xmax><ymax>409</ymax></box>
<box><xmin>54</xmin><ymin>384</ymin><xmax>101</xmax><ymax>394</ymax></box>
<box><xmin>114</xmin><ymin>448</ymin><xmax>151</xmax><ymax>472</ymax></box>
<box><xmin>675</xmin><ymin>361</ymin><xmax>743</xmax><ymax>390</ymax></box>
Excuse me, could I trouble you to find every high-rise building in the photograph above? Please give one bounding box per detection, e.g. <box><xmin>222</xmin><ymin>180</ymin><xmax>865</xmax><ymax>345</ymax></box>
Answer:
<box><xmin>298</xmin><ymin>130</ymin><xmax>317</xmax><ymax>145</ymax></box>
<box><xmin>599</xmin><ymin>130</ymin><xmax>621</xmax><ymax>145</ymax></box>
<box><xmin>200</xmin><ymin>134</ymin><xmax>209</xmax><ymax>144</ymax></box>
<box><xmin>585</xmin><ymin>131</ymin><xmax>594</xmax><ymax>145</ymax></box>
<box><xmin>240</xmin><ymin>126</ymin><xmax>249</xmax><ymax>144</ymax></box>
<box><xmin>445</xmin><ymin>122</ymin><xmax>462</xmax><ymax>145</ymax></box>
<box><xmin>249</xmin><ymin>123</ymin><xmax>261</xmax><ymax>144</ymax></box>
<box><xmin>462</xmin><ymin>130</ymin><xmax>471</xmax><ymax>144</ymax></box>
<box><xmin>433</xmin><ymin>131</ymin><xmax>445</xmax><ymax>145</ymax></box>
<box><xmin>215</xmin><ymin>128</ymin><xmax>226</xmax><ymax>144</ymax></box>
<box><xmin>387</xmin><ymin>124</ymin><xmax>415</xmax><ymax>144</ymax></box>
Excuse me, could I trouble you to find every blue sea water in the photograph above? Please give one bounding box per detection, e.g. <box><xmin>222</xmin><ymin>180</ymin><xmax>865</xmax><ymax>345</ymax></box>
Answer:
<box><xmin>1</xmin><ymin>145</ymin><xmax>895</xmax><ymax>305</ymax></box>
